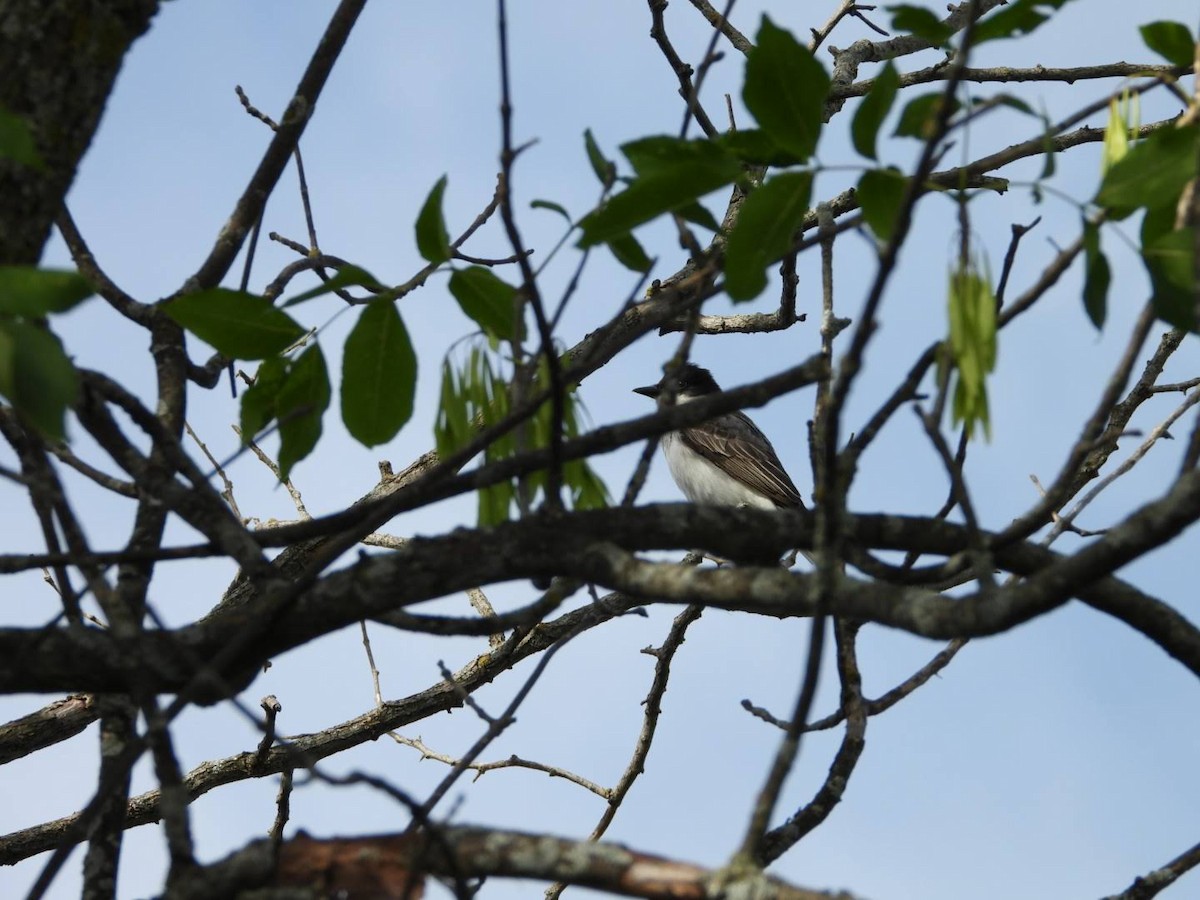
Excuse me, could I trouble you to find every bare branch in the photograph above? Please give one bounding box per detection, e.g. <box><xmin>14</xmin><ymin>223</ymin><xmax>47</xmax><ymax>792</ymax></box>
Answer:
<box><xmin>1104</xmin><ymin>838</ymin><xmax>1200</xmax><ymax>900</ymax></box>
<box><xmin>0</xmin><ymin>695</ymin><xmax>97</xmax><ymax>764</ymax></box>
<box><xmin>168</xmin><ymin>827</ymin><xmax>856</xmax><ymax>900</ymax></box>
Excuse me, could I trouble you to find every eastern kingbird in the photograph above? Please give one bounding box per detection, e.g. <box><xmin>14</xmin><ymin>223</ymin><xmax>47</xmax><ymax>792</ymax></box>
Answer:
<box><xmin>634</xmin><ymin>364</ymin><xmax>806</xmax><ymax>513</ymax></box>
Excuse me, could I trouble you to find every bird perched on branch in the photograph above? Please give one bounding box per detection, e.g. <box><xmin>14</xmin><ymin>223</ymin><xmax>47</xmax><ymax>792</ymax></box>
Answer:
<box><xmin>634</xmin><ymin>363</ymin><xmax>810</xmax><ymax>565</ymax></box>
<box><xmin>634</xmin><ymin>363</ymin><xmax>806</xmax><ymax>512</ymax></box>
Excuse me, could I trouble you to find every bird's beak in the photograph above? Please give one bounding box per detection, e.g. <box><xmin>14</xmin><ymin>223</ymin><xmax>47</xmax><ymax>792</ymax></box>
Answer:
<box><xmin>633</xmin><ymin>384</ymin><xmax>659</xmax><ymax>398</ymax></box>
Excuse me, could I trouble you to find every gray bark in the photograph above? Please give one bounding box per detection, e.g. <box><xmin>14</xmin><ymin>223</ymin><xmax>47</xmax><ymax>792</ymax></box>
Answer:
<box><xmin>0</xmin><ymin>0</ymin><xmax>160</xmax><ymax>263</ymax></box>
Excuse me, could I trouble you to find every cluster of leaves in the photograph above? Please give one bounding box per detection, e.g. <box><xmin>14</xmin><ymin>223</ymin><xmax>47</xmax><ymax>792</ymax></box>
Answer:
<box><xmin>574</xmin><ymin>3</ymin><xmax>1093</xmax><ymax>289</ymax></box>
<box><xmin>890</xmin><ymin>0</ymin><xmax>1077</xmax><ymax>47</ymax></box>
<box><xmin>164</xmin><ymin>267</ymin><xmax>406</xmax><ymax>479</ymax></box>
<box><xmin>569</xmin><ymin>8</ymin><xmax>1048</xmax><ymax>442</ymax></box>
<box><xmin>420</xmin><ymin>178</ymin><xmax>608</xmax><ymax>524</ymax></box>
<box><xmin>163</xmin><ymin>174</ymin><xmax>523</xmax><ymax>480</ymax></box>
<box><xmin>0</xmin><ymin>268</ymin><xmax>90</xmax><ymax>440</ymax></box>
<box><xmin>435</xmin><ymin>344</ymin><xmax>608</xmax><ymax>526</ymax></box>
<box><xmin>159</xmin><ymin>5</ymin><xmax>1191</xmax><ymax>480</ymax></box>
<box><xmin>943</xmin><ymin>255</ymin><xmax>997</xmax><ymax>439</ymax></box>
<box><xmin>170</xmin><ymin>162</ymin><xmax>609</xmax><ymax>520</ymax></box>
<box><xmin>577</xmin><ymin>16</ymin><xmax>828</xmax><ymax>300</ymax></box>
<box><xmin>5</xmin><ymin>7</ymin><xmax>1195</xmax><ymax>493</ymax></box>
<box><xmin>1089</xmin><ymin>20</ymin><xmax>1199</xmax><ymax>333</ymax></box>
<box><xmin>12</xmin><ymin>137</ymin><xmax>605</xmax><ymax>518</ymax></box>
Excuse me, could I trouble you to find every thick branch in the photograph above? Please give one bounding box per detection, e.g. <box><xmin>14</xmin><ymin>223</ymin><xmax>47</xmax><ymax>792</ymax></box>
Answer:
<box><xmin>165</xmin><ymin>828</ymin><xmax>855</xmax><ymax>900</ymax></box>
<box><xmin>0</xmin><ymin>596</ymin><xmax>641</xmax><ymax>865</ymax></box>
<box><xmin>0</xmin><ymin>0</ymin><xmax>160</xmax><ymax>264</ymax></box>
<box><xmin>0</xmin><ymin>695</ymin><xmax>97</xmax><ymax>764</ymax></box>
<box><xmin>3</xmin><ymin>484</ymin><xmax>1200</xmax><ymax>697</ymax></box>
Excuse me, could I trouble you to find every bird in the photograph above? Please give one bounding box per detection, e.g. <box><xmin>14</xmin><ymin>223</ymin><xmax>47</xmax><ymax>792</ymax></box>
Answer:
<box><xmin>633</xmin><ymin>364</ymin><xmax>806</xmax><ymax>513</ymax></box>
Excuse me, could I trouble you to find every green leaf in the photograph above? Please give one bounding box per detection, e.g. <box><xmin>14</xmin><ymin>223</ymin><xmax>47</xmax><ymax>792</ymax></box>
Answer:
<box><xmin>857</xmin><ymin>168</ymin><xmax>908</xmax><ymax>243</ymax></box>
<box><xmin>282</xmin><ymin>265</ymin><xmax>385</xmax><ymax>307</ymax></box>
<box><xmin>584</xmin><ymin>128</ymin><xmax>617</xmax><ymax>190</ymax></box>
<box><xmin>676</xmin><ymin>200</ymin><xmax>722</xmax><ymax>234</ymax></box>
<box><xmin>946</xmin><ymin>262</ymin><xmax>996</xmax><ymax>440</ymax></box>
<box><xmin>622</xmin><ymin>136</ymin><xmax>709</xmax><ymax>176</ymax></box>
<box><xmin>607</xmin><ymin>233</ymin><xmax>654</xmax><ymax>273</ymax></box>
<box><xmin>716</xmin><ymin>129</ymin><xmax>803</xmax><ymax>167</ymax></box>
<box><xmin>578</xmin><ymin>139</ymin><xmax>741</xmax><ymax>247</ymax></box>
<box><xmin>0</xmin><ymin>319</ymin><xmax>78</xmax><ymax>441</ymax></box>
<box><xmin>434</xmin><ymin>357</ymin><xmax>469</xmax><ymax>458</ymax></box>
<box><xmin>1096</xmin><ymin>124</ymin><xmax>1200</xmax><ymax>216</ymax></box>
<box><xmin>0</xmin><ymin>267</ymin><xmax>94</xmax><ymax>316</ymax></box>
<box><xmin>982</xmin><ymin>94</ymin><xmax>1036</xmax><ymax>116</ymax></box>
<box><xmin>852</xmin><ymin>62</ymin><xmax>900</xmax><ymax>160</ymax></box>
<box><xmin>239</xmin><ymin>356</ymin><xmax>288</xmax><ymax>440</ymax></box>
<box><xmin>1139</xmin><ymin>20</ymin><xmax>1194</xmax><ymax>67</ymax></box>
<box><xmin>973</xmin><ymin>0</ymin><xmax>1075</xmax><ymax>44</ymax></box>
<box><xmin>1100</xmin><ymin>96</ymin><xmax>1131</xmax><ymax>175</ymax></box>
<box><xmin>617</xmin><ymin>135</ymin><xmax>739</xmax><ymax>178</ymax></box>
<box><xmin>1141</xmin><ymin>202</ymin><xmax>1176</xmax><ymax>248</ymax></box>
<box><xmin>565</xmin><ymin>459</ymin><xmax>610</xmax><ymax>510</ymax></box>
<box><xmin>0</xmin><ymin>107</ymin><xmax>43</xmax><ymax>169</ymax></box>
<box><xmin>166</xmin><ymin>289</ymin><xmax>305</xmax><ymax>359</ymax></box>
<box><xmin>479</xmin><ymin>478</ymin><xmax>516</xmax><ymax>527</ymax></box>
<box><xmin>449</xmin><ymin>266</ymin><xmax>518</xmax><ymax>340</ymax></box>
<box><xmin>724</xmin><ymin>171</ymin><xmax>813</xmax><ymax>302</ymax></box>
<box><xmin>239</xmin><ymin>348</ymin><xmax>335</xmax><ymax>476</ymax></box>
<box><xmin>275</xmin><ymin>345</ymin><xmax>330</xmax><ymax>479</ymax></box>
<box><xmin>341</xmin><ymin>300</ymin><xmax>417</xmax><ymax>446</ymax></box>
<box><xmin>894</xmin><ymin>93</ymin><xmax>961</xmax><ymax>140</ymax></box>
<box><xmin>1143</xmin><ymin>227</ymin><xmax>1196</xmax><ymax>332</ymax></box>
<box><xmin>435</xmin><ymin>344</ymin><xmax>608</xmax><ymax>526</ymax></box>
<box><xmin>1081</xmin><ymin>219</ymin><xmax>1110</xmax><ymax>329</ymax></box>
<box><xmin>743</xmin><ymin>17</ymin><xmax>830</xmax><ymax>160</ymax></box>
<box><xmin>531</xmin><ymin>199</ymin><xmax>572</xmax><ymax>222</ymax></box>
<box><xmin>415</xmin><ymin>175</ymin><xmax>452</xmax><ymax>265</ymax></box>
<box><xmin>889</xmin><ymin>5</ymin><xmax>953</xmax><ymax>45</ymax></box>
<box><xmin>1036</xmin><ymin>103</ymin><xmax>1056</xmax><ymax>181</ymax></box>
<box><xmin>435</xmin><ymin>347</ymin><xmax>521</xmax><ymax>525</ymax></box>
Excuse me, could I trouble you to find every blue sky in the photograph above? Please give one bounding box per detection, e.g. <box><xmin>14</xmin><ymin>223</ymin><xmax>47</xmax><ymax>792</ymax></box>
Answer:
<box><xmin>2</xmin><ymin>1</ymin><xmax>1199</xmax><ymax>898</ymax></box>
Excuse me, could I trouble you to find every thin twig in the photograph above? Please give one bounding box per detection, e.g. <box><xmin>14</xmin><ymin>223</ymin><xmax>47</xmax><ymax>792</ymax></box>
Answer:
<box><xmin>545</xmin><ymin>604</ymin><xmax>704</xmax><ymax>899</ymax></box>
<box><xmin>185</xmin><ymin>422</ymin><xmax>243</xmax><ymax>522</ymax></box>
<box><xmin>359</xmin><ymin>623</ymin><xmax>385</xmax><ymax>707</ymax></box>
<box><xmin>496</xmin><ymin>0</ymin><xmax>564</xmax><ymax>514</ymax></box>
<box><xmin>809</xmin><ymin>0</ymin><xmax>880</xmax><ymax>53</ymax></box>
<box><xmin>268</xmin><ymin>769</ymin><xmax>293</xmax><ymax>846</ymax></box>
<box><xmin>465</xmin><ymin>587</ymin><xmax>506</xmax><ymax>650</ymax></box>
<box><xmin>255</xmin><ymin>695</ymin><xmax>282</xmax><ymax>767</ymax></box>
<box><xmin>759</xmin><ymin>619</ymin><xmax>866</xmax><ymax>862</ymax></box>
<box><xmin>735</xmin><ymin>615</ymin><xmax>827</xmax><ymax>863</ymax></box>
<box><xmin>413</xmin><ymin>638</ymin><xmax>571</xmax><ymax>821</ymax></box>
<box><xmin>648</xmin><ymin>0</ymin><xmax>722</xmax><ymax>139</ymax></box>
<box><xmin>744</xmin><ymin>637</ymin><xmax>969</xmax><ymax>733</ymax></box>
<box><xmin>394</xmin><ymin>734</ymin><xmax>608</xmax><ymax>797</ymax></box>
<box><xmin>685</xmin><ymin>0</ymin><xmax>752</xmax><ymax>53</ymax></box>
<box><xmin>1051</xmin><ymin>389</ymin><xmax>1200</xmax><ymax>542</ymax></box>
<box><xmin>235</xmin><ymin>427</ymin><xmax>310</xmax><ymax>519</ymax></box>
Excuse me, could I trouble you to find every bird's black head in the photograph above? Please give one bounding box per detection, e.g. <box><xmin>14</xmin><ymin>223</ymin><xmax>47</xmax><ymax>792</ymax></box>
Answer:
<box><xmin>634</xmin><ymin>363</ymin><xmax>721</xmax><ymax>400</ymax></box>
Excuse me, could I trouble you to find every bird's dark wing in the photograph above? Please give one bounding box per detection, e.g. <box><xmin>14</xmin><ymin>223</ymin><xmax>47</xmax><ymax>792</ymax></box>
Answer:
<box><xmin>679</xmin><ymin>412</ymin><xmax>804</xmax><ymax>509</ymax></box>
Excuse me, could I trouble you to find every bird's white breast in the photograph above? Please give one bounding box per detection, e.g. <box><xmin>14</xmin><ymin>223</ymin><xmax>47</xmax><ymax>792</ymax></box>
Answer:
<box><xmin>660</xmin><ymin>431</ymin><xmax>776</xmax><ymax>510</ymax></box>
